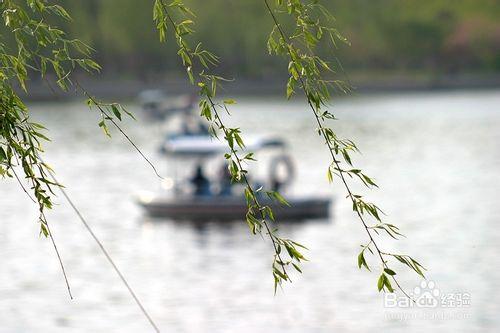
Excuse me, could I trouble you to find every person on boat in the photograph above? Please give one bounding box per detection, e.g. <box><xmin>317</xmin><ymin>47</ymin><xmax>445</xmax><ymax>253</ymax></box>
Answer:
<box><xmin>191</xmin><ymin>164</ymin><xmax>211</xmax><ymax>196</ymax></box>
<box><xmin>218</xmin><ymin>164</ymin><xmax>232</xmax><ymax>196</ymax></box>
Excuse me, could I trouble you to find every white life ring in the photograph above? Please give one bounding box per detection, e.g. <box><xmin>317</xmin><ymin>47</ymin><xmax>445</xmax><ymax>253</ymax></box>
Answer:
<box><xmin>269</xmin><ymin>154</ymin><xmax>295</xmax><ymax>190</ymax></box>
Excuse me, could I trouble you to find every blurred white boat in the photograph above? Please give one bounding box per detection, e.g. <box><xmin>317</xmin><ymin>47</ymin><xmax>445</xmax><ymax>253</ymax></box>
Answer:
<box><xmin>137</xmin><ymin>108</ymin><xmax>331</xmax><ymax>222</ymax></box>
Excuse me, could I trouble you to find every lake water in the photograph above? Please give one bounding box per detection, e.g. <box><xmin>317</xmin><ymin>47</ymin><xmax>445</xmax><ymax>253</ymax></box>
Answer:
<box><xmin>1</xmin><ymin>89</ymin><xmax>499</xmax><ymax>332</ymax></box>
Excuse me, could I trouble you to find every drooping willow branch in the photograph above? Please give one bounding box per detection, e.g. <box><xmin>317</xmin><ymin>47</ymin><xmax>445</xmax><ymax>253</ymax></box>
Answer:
<box><xmin>0</xmin><ymin>0</ymin><xmax>158</xmax><ymax>237</ymax></box>
<box><xmin>75</xmin><ymin>80</ymin><xmax>163</xmax><ymax>179</ymax></box>
<box><xmin>154</xmin><ymin>0</ymin><xmax>307</xmax><ymax>290</ymax></box>
<box><xmin>263</xmin><ymin>0</ymin><xmax>425</xmax><ymax>296</ymax></box>
<box><xmin>0</xmin><ymin>2</ymin><xmax>160</xmax><ymax>330</ymax></box>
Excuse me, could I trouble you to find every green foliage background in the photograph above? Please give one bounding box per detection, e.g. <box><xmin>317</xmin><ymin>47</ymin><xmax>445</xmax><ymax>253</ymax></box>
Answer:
<box><xmin>58</xmin><ymin>0</ymin><xmax>500</xmax><ymax>79</ymax></box>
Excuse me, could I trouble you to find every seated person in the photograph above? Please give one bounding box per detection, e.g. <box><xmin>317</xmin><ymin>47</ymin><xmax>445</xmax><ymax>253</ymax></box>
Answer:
<box><xmin>218</xmin><ymin>165</ymin><xmax>232</xmax><ymax>196</ymax></box>
<box><xmin>191</xmin><ymin>165</ymin><xmax>211</xmax><ymax>196</ymax></box>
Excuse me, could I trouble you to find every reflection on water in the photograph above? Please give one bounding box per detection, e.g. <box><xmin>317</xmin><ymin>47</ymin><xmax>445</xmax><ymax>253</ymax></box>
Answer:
<box><xmin>0</xmin><ymin>90</ymin><xmax>499</xmax><ymax>332</ymax></box>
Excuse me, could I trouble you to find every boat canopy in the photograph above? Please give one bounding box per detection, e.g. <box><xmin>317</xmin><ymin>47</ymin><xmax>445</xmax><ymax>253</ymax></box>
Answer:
<box><xmin>161</xmin><ymin>135</ymin><xmax>287</xmax><ymax>157</ymax></box>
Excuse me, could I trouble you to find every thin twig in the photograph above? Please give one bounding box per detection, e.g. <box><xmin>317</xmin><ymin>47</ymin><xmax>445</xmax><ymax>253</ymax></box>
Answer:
<box><xmin>41</xmin><ymin>212</ymin><xmax>73</xmax><ymax>299</ymax></box>
<box><xmin>74</xmin><ymin>79</ymin><xmax>163</xmax><ymax>179</ymax></box>
<box><xmin>43</xmin><ymin>161</ymin><xmax>160</xmax><ymax>333</ymax></box>
<box><xmin>11</xmin><ymin>167</ymin><xmax>36</xmax><ymax>203</ymax></box>
<box><xmin>10</xmin><ymin>149</ymin><xmax>73</xmax><ymax>299</ymax></box>
<box><xmin>31</xmin><ymin>56</ymin><xmax>163</xmax><ymax>324</ymax></box>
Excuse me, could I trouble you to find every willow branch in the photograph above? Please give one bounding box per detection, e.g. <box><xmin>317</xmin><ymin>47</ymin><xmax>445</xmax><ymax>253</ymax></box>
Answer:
<box><xmin>263</xmin><ymin>0</ymin><xmax>412</xmax><ymax>298</ymax></box>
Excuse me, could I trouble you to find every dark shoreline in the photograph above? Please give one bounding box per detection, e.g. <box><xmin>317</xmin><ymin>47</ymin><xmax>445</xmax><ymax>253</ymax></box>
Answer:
<box><xmin>20</xmin><ymin>73</ymin><xmax>500</xmax><ymax>101</ymax></box>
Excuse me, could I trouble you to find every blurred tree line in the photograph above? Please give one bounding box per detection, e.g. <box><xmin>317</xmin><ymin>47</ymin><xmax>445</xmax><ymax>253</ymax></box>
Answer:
<box><xmin>58</xmin><ymin>0</ymin><xmax>500</xmax><ymax>80</ymax></box>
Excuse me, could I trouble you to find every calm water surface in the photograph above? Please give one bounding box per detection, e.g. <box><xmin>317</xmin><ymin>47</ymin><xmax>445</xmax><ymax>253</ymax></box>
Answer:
<box><xmin>1</xmin><ymin>90</ymin><xmax>499</xmax><ymax>332</ymax></box>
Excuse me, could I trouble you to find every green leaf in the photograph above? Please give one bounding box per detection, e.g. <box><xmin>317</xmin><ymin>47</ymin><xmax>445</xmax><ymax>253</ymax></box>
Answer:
<box><xmin>111</xmin><ymin>105</ymin><xmax>122</xmax><ymax>121</ymax></box>
<box><xmin>327</xmin><ymin>168</ymin><xmax>333</xmax><ymax>183</ymax></box>
<box><xmin>357</xmin><ymin>251</ymin><xmax>370</xmax><ymax>271</ymax></box>
<box><xmin>266</xmin><ymin>191</ymin><xmax>290</xmax><ymax>207</ymax></box>
<box><xmin>243</xmin><ymin>153</ymin><xmax>256</xmax><ymax>161</ymax></box>
<box><xmin>264</xmin><ymin>206</ymin><xmax>275</xmax><ymax>222</ymax></box>
<box><xmin>286</xmin><ymin>77</ymin><xmax>295</xmax><ymax>99</ymax></box>
<box><xmin>98</xmin><ymin>120</ymin><xmax>111</xmax><ymax>137</ymax></box>
<box><xmin>273</xmin><ymin>266</ymin><xmax>288</xmax><ymax>281</ymax></box>
<box><xmin>0</xmin><ymin>147</ymin><xmax>7</xmax><ymax>162</ymax></box>
<box><xmin>40</xmin><ymin>222</ymin><xmax>49</xmax><ymax>237</ymax></box>
<box><xmin>377</xmin><ymin>273</ymin><xmax>385</xmax><ymax>292</ymax></box>
<box><xmin>50</xmin><ymin>5</ymin><xmax>72</xmax><ymax>21</ymax></box>
<box><xmin>384</xmin><ymin>276</ymin><xmax>394</xmax><ymax>292</ymax></box>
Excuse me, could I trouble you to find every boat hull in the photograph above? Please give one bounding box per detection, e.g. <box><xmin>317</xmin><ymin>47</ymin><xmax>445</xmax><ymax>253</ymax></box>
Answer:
<box><xmin>138</xmin><ymin>195</ymin><xmax>331</xmax><ymax>221</ymax></box>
